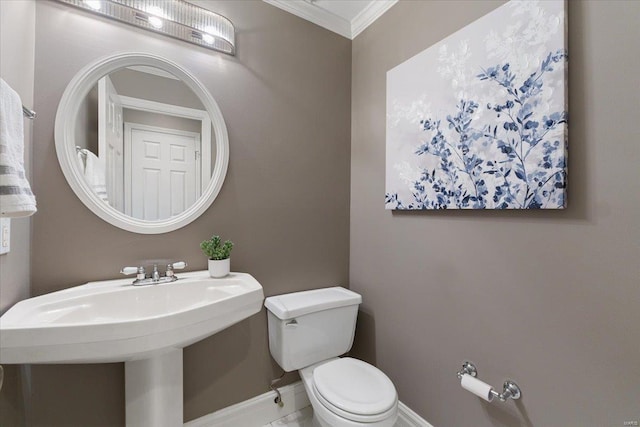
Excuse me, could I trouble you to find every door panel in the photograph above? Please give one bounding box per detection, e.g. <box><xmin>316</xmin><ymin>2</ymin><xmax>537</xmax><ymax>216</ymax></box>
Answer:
<box><xmin>125</xmin><ymin>124</ymin><xmax>199</xmax><ymax>221</ymax></box>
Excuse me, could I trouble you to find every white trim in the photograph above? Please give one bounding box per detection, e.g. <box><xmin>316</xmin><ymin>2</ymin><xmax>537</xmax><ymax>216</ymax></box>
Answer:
<box><xmin>184</xmin><ymin>380</ymin><xmax>434</xmax><ymax>427</ymax></box>
<box><xmin>262</xmin><ymin>0</ymin><xmax>397</xmax><ymax>39</ymax></box>
<box><xmin>397</xmin><ymin>401</ymin><xmax>435</xmax><ymax>427</ymax></box>
<box><xmin>126</xmin><ymin>65</ymin><xmax>180</xmax><ymax>80</ymax></box>
<box><xmin>54</xmin><ymin>52</ymin><xmax>229</xmax><ymax>234</ymax></box>
<box><xmin>351</xmin><ymin>0</ymin><xmax>398</xmax><ymax>39</ymax></box>
<box><xmin>119</xmin><ymin>96</ymin><xmax>208</xmax><ymax>121</ymax></box>
<box><xmin>184</xmin><ymin>381</ymin><xmax>310</xmax><ymax>427</ymax></box>
<box><xmin>263</xmin><ymin>0</ymin><xmax>351</xmax><ymax>38</ymax></box>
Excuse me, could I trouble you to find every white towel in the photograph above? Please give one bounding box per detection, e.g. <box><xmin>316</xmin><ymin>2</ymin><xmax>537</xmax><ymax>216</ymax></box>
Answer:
<box><xmin>77</xmin><ymin>149</ymin><xmax>86</xmax><ymax>173</ymax></box>
<box><xmin>0</xmin><ymin>78</ymin><xmax>37</xmax><ymax>217</ymax></box>
<box><xmin>82</xmin><ymin>149</ymin><xmax>109</xmax><ymax>203</ymax></box>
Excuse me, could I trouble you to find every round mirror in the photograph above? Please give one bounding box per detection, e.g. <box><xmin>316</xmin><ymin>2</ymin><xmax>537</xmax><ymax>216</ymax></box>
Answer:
<box><xmin>55</xmin><ymin>53</ymin><xmax>228</xmax><ymax>234</ymax></box>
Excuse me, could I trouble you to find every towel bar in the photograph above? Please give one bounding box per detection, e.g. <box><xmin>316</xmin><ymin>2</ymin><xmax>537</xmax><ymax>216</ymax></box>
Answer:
<box><xmin>22</xmin><ymin>105</ymin><xmax>36</xmax><ymax>119</ymax></box>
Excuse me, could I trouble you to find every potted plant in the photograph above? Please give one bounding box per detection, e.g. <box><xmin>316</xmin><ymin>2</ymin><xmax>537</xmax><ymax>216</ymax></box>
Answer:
<box><xmin>200</xmin><ymin>235</ymin><xmax>234</xmax><ymax>278</ymax></box>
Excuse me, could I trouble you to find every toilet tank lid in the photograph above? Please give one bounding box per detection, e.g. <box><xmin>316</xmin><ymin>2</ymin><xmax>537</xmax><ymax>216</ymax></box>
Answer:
<box><xmin>264</xmin><ymin>287</ymin><xmax>362</xmax><ymax>319</ymax></box>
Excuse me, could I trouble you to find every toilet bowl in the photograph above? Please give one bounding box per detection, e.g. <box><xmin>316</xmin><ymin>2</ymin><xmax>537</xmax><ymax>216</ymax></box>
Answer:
<box><xmin>301</xmin><ymin>358</ymin><xmax>398</xmax><ymax>427</ymax></box>
<box><xmin>264</xmin><ymin>287</ymin><xmax>398</xmax><ymax>427</ymax></box>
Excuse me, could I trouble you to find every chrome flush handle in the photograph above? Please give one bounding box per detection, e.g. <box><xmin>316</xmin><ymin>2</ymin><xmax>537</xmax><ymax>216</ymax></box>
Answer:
<box><xmin>285</xmin><ymin>319</ymin><xmax>298</xmax><ymax>328</ymax></box>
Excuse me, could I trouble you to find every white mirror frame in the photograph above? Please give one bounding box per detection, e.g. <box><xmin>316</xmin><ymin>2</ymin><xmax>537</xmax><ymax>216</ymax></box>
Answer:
<box><xmin>55</xmin><ymin>52</ymin><xmax>229</xmax><ymax>234</ymax></box>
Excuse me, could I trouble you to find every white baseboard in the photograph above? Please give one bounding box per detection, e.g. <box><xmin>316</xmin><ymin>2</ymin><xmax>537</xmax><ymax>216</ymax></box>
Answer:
<box><xmin>185</xmin><ymin>382</ymin><xmax>310</xmax><ymax>427</ymax></box>
<box><xmin>185</xmin><ymin>381</ymin><xmax>434</xmax><ymax>427</ymax></box>
<box><xmin>397</xmin><ymin>401</ymin><xmax>435</xmax><ymax>427</ymax></box>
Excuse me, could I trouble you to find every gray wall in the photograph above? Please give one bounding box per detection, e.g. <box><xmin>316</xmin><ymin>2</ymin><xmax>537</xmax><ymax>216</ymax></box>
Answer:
<box><xmin>110</xmin><ymin>68</ymin><xmax>205</xmax><ymax>109</ymax></box>
<box><xmin>0</xmin><ymin>0</ymin><xmax>35</xmax><ymax>425</ymax></box>
<box><xmin>350</xmin><ymin>1</ymin><xmax>640</xmax><ymax>426</ymax></box>
<box><xmin>12</xmin><ymin>0</ymin><xmax>351</xmax><ymax>425</ymax></box>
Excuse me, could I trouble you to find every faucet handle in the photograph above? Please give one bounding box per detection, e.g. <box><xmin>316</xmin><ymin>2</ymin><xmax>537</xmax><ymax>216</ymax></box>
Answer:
<box><xmin>165</xmin><ymin>261</ymin><xmax>186</xmax><ymax>279</ymax></box>
<box><xmin>121</xmin><ymin>266</ymin><xmax>139</xmax><ymax>275</ymax></box>
<box><xmin>171</xmin><ymin>261</ymin><xmax>187</xmax><ymax>270</ymax></box>
<box><xmin>122</xmin><ymin>266</ymin><xmax>146</xmax><ymax>281</ymax></box>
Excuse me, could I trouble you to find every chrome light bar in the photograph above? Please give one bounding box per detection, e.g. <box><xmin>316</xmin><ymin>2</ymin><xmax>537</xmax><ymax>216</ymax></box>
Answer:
<box><xmin>55</xmin><ymin>0</ymin><xmax>235</xmax><ymax>55</ymax></box>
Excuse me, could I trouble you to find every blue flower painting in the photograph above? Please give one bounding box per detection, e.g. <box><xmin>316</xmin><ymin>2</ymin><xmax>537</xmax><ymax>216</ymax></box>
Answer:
<box><xmin>386</xmin><ymin>0</ymin><xmax>567</xmax><ymax>209</ymax></box>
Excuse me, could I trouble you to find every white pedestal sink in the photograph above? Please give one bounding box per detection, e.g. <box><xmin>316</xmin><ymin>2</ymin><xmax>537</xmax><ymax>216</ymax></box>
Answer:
<box><xmin>0</xmin><ymin>271</ymin><xmax>264</xmax><ymax>426</ymax></box>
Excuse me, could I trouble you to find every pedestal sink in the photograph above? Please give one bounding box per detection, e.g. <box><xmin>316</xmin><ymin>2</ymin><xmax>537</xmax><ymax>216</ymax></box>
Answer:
<box><xmin>0</xmin><ymin>271</ymin><xmax>264</xmax><ymax>427</ymax></box>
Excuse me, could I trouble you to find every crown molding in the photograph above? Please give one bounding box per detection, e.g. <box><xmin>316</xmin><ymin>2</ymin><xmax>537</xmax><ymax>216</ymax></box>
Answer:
<box><xmin>263</xmin><ymin>0</ymin><xmax>351</xmax><ymax>39</ymax></box>
<box><xmin>351</xmin><ymin>0</ymin><xmax>398</xmax><ymax>39</ymax></box>
<box><xmin>263</xmin><ymin>0</ymin><xmax>398</xmax><ymax>40</ymax></box>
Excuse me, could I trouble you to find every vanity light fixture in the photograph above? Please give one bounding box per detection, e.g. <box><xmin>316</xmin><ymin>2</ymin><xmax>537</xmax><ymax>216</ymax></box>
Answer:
<box><xmin>83</xmin><ymin>0</ymin><xmax>102</xmax><ymax>10</ymax></box>
<box><xmin>56</xmin><ymin>0</ymin><xmax>235</xmax><ymax>55</ymax></box>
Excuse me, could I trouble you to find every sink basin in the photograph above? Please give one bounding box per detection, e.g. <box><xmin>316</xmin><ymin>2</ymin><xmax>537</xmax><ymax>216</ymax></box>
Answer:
<box><xmin>0</xmin><ymin>271</ymin><xmax>264</xmax><ymax>363</ymax></box>
<box><xmin>0</xmin><ymin>271</ymin><xmax>264</xmax><ymax>427</ymax></box>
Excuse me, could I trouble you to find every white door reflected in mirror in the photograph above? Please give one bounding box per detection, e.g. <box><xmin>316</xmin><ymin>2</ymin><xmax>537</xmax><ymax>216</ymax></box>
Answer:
<box><xmin>56</xmin><ymin>53</ymin><xmax>228</xmax><ymax>233</ymax></box>
<box><xmin>127</xmin><ymin>124</ymin><xmax>199</xmax><ymax>220</ymax></box>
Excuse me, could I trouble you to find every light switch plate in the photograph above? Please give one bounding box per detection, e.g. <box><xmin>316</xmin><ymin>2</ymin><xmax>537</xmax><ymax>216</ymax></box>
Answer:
<box><xmin>0</xmin><ymin>217</ymin><xmax>10</xmax><ymax>255</ymax></box>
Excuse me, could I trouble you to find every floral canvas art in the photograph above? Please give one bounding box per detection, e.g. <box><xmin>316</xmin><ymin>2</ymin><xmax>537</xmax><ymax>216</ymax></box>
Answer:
<box><xmin>386</xmin><ymin>0</ymin><xmax>567</xmax><ymax>210</ymax></box>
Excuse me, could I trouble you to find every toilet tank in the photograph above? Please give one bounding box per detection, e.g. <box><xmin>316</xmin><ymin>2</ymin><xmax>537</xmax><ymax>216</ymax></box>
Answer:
<box><xmin>264</xmin><ymin>287</ymin><xmax>362</xmax><ymax>372</ymax></box>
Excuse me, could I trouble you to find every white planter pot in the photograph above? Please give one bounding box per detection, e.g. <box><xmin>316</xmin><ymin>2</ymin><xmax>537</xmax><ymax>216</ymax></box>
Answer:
<box><xmin>208</xmin><ymin>258</ymin><xmax>230</xmax><ymax>278</ymax></box>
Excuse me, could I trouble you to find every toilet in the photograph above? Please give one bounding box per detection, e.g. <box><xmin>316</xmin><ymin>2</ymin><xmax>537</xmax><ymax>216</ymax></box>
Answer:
<box><xmin>265</xmin><ymin>287</ymin><xmax>398</xmax><ymax>427</ymax></box>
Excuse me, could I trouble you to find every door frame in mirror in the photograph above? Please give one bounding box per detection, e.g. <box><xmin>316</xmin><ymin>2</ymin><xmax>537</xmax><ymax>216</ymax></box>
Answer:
<box><xmin>55</xmin><ymin>52</ymin><xmax>229</xmax><ymax>234</ymax></box>
<box><xmin>116</xmin><ymin>94</ymin><xmax>212</xmax><ymax>189</ymax></box>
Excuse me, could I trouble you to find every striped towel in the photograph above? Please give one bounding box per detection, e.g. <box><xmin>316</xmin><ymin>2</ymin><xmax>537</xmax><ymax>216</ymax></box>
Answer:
<box><xmin>0</xmin><ymin>78</ymin><xmax>36</xmax><ymax>217</ymax></box>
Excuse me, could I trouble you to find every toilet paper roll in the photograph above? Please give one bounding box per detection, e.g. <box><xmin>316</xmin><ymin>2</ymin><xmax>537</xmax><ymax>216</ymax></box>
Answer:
<box><xmin>460</xmin><ymin>374</ymin><xmax>494</xmax><ymax>402</ymax></box>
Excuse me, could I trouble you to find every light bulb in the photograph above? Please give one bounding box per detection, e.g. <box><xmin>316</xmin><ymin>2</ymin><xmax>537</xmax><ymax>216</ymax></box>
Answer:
<box><xmin>204</xmin><ymin>26</ymin><xmax>221</xmax><ymax>38</ymax></box>
<box><xmin>144</xmin><ymin>6</ymin><xmax>164</xmax><ymax>29</ymax></box>
<box><xmin>148</xmin><ymin>15</ymin><xmax>163</xmax><ymax>28</ymax></box>
<box><xmin>202</xmin><ymin>34</ymin><xmax>215</xmax><ymax>44</ymax></box>
<box><xmin>146</xmin><ymin>6</ymin><xmax>163</xmax><ymax>15</ymax></box>
<box><xmin>83</xmin><ymin>0</ymin><xmax>101</xmax><ymax>10</ymax></box>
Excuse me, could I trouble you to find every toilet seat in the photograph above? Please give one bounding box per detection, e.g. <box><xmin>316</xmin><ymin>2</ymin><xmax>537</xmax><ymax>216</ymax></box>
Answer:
<box><xmin>312</xmin><ymin>358</ymin><xmax>397</xmax><ymax>423</ymax></box>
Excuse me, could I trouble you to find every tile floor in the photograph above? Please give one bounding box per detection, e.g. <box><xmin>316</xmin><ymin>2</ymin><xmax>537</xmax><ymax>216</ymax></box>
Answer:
<box><xmin>264</xmin><ymin>406</ymin><xmax>314</xmax><ymax>427</ymax></box>
<box><xmin>265</xmin><ymin>406</ymin><xmax>407</xmax><ymax>427</ymax></box>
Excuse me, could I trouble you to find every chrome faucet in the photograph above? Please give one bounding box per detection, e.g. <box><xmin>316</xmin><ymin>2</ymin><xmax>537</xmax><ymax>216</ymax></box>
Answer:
<box><xmin>120</xmin><ymin>262</ymin><xmax>187</xmax><ymax>286</ymax></box>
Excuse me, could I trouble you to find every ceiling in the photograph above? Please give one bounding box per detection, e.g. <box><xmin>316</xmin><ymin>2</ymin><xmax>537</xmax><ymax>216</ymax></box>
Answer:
<box><xmin>262</xmin><ymin>0</ymin><xmax>398</xmax><ymax>39</ymax></box>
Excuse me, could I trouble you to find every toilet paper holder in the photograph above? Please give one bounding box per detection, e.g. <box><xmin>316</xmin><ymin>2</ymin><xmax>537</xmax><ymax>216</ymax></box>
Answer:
<box><xmin>456</xmin><ymin>361</ymin><xmax>521</xmax><ymax>402</ymax></box>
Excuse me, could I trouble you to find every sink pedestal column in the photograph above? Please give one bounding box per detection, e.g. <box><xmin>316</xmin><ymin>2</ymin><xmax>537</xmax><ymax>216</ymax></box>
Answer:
<box><xmin>125</xmin><ymin>348</ymin><xmax>183</xmax><ymax>427</ymax></box>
